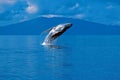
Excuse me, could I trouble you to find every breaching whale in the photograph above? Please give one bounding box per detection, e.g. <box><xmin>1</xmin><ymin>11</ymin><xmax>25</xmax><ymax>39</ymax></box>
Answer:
<box><xmin>42</xmin><ymin>23</ymin><xmax>72</xmax><ymax>45</ymax></box>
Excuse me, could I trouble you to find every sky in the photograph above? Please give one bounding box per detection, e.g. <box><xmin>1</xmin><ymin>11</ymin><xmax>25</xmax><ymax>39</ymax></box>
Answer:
<box><xmin>0</xmin><ymin>0</ymin><xmax>120</xmax><ymax>26</ymax></box>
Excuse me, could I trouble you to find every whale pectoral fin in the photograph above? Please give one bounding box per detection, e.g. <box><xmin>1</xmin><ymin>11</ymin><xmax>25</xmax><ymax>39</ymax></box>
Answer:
<box><xmin>41</xmin><ymin>27</ymin><xmax>53</xmax><ymax>34</ymax></box>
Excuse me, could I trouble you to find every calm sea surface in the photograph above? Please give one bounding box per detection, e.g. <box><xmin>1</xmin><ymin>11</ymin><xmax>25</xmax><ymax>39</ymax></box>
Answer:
<box><xmin>0</xmin><ymin>35</ymin><xmax>120</xmax><ymax>80</ymax></box>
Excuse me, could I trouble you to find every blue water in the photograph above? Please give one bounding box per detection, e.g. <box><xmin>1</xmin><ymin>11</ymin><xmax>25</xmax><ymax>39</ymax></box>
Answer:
<box><xmin>0</xmin><ymin>35</ymin><xmax>120</xmax><ymax>80</ymax></box>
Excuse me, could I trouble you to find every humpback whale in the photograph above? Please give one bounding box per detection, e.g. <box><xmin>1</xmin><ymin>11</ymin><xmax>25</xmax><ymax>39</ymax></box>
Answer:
<box><xmin>42</xmin><ymin>23</ymin><xmax>72</xmax><ymax>45</ymax></box>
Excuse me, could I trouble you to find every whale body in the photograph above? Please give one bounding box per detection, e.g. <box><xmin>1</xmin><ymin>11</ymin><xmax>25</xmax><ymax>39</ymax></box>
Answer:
<box><xmin>42</xmin><ymin>23</ymin><xmax>72</xmax><ymax>45</ymax></box>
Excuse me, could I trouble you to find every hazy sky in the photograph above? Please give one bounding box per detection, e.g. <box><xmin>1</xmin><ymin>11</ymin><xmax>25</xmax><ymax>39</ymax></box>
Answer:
<box><xmin>0</xmin><ymin>0</ymin><xmax>120</xmax><ymax>26</ymax></box>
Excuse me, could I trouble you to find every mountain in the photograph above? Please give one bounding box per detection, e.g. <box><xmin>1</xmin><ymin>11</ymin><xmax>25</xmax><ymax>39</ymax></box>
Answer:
<box><xmin>0</xmin><ymin>17</ymin><xmax>120</xmax><ymax>35</ymax></box>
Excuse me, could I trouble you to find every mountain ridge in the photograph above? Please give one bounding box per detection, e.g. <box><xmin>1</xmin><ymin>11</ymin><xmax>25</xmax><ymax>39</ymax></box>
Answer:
<box><xmin>0</xmin><ymin>17</ymin><xmax>120</xmax><ymax>35</ymax></box>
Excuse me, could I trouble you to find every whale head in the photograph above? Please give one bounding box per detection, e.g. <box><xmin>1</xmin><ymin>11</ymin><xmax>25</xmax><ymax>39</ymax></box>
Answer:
<box><xmin>42</xmin><ymin>23</ymin><xmax>72</xmax><ymax>45</ymax></box>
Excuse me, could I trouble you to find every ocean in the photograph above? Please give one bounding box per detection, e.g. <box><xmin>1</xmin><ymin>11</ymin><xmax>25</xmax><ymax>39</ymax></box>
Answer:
<box><xmin>0</xmin><ymin>35</ymin><xmax>120</xmax><ymax>80</ymax></box>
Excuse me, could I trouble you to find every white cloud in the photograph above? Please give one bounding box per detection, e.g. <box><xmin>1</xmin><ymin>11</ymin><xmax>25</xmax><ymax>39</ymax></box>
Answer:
<box><xmin>106</xmin><ymin>5</ymin><xmax>114</xmax><ymax>9</ymax></box>
<box><xmin>69</xmin><ymin>3</ymin><xmax>80</xmax><ymax>10</ymax></box>
<box><xmin>73</xmin><ymin>14</ymin><xmax>86</xmax><ymax>19</ymax></box>
<box><xmin>39</xmin><ymin>14</ymin><xmax>86</xmax><ymax>20</ymax></box>
<box><xmin>40</xmin><ymin>14</ymin><xmax>64</xmax><ymax>18</ymax></box>
<box><xmin>0</xmin><ymin>0</ymin><xmax>16</xmax><ymax>5</ymax></box>
<box><xmin>112</xmin><ymin>21</ymin><xmax>120</xmax><ymax>26</ymax></box>
<box><xmin>0</xmin><ymin>0</ymin><xmax>17</xmax><ymax>13</ymax></box>
<box><xmin>26</xmin><ymin>2</ymin><xmax>38</xmax><ymax>14</ymax></box>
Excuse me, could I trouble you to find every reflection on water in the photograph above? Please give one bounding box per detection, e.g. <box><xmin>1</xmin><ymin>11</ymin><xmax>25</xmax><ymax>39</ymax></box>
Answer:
<box><xmin>45</xmin><ymin>48</ymin><xmax>72</xmax><ymax>80</ymax></box>
<box><xmin>43</xmin><ymin>45</ymin><xmax>63</xmax><ymax>49</ymax></box>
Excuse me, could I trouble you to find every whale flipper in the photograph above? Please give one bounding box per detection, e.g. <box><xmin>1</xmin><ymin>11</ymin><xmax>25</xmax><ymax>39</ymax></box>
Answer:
<box><xmin>41</xmin><ymin>27</ymin><xmax>53</xmax><ymax>34</ymax></box>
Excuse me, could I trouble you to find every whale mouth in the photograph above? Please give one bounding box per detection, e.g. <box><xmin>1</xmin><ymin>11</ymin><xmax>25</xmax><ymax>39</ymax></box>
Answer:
<box><xmin>66</xmin><ymin>23</ymin><xmax>72</xmax><ymax>28</ymax></box>
<box><xmin>62</xmin><ymin>23</ymin><xmax>72</xmax><ymax>29</ymax></box>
